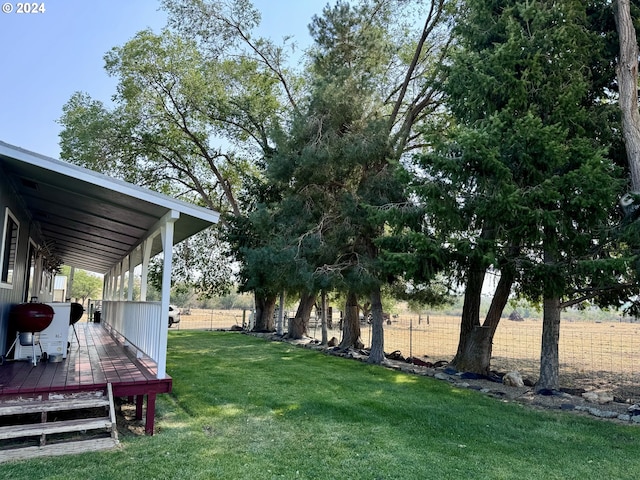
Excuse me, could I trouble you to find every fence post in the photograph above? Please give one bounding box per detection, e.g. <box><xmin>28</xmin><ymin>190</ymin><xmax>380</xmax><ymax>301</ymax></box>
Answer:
<box><xmin>410</xmin><ymin>318</ymin><xmax>413</xmax><ymax>360</ymax></box>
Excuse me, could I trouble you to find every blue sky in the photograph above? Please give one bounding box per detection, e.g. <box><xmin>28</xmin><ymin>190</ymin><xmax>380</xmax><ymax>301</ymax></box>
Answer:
<box><xmin>0</xmin><ymin>0</ymin><xmax>327</xmax><ymax>159</ymax></box>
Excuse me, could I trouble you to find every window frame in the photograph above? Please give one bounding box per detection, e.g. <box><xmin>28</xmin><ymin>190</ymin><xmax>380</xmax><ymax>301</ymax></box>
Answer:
<box><xmin>0</xmin><ymin>207</ymin><xmax>20</xmax><ymax>289</ymax></box>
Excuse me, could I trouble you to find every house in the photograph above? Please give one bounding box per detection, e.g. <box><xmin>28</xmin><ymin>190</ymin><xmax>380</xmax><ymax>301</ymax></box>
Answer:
<box><xmin>52</xmin><ymin>275</ymin><xmax>68</xmax><ymax>302</ymax></box>
<box><xmin>0</xmin><ymin>141</ymin><xmax>220</xmax><ymax>441</ymax></box>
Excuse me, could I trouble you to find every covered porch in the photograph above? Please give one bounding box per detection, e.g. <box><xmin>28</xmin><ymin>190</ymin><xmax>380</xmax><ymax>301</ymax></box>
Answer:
<box><xmin>0</xmin><ymin>141</ymin><xmax>220</xmax><ymax>436</ymax></box>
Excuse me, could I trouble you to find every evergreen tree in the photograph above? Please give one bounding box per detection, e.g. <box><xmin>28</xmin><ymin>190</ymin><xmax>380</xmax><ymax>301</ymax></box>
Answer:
<box><xmin>417</xmin><ymin>0</ymin><xmax>633</xmax><ymax>387</ymax></box>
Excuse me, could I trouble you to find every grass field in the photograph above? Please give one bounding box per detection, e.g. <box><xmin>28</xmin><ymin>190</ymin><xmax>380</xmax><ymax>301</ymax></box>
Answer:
<box><xmin>175</xmin><ymin>309</ymin><xmax>640</xmax><ymax>401</ymax></box>
<box><xmin>3</xmin><ymin>331</ymin><xmax>640</xmax><ymax>479</ymax></box>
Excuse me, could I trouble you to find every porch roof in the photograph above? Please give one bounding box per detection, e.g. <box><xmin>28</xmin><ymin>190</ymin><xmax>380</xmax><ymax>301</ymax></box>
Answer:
<box><xmin>0</xmin><ymin>141</ymin><xmax>220</xmax><ymax>274</ymax></box>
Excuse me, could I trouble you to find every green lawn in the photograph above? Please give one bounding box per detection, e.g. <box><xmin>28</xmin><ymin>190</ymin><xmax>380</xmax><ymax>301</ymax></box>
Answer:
<box><xmin>1</xmin><ymin>331</ymin><xmax>639</xmax><ymax>479</ymax></box>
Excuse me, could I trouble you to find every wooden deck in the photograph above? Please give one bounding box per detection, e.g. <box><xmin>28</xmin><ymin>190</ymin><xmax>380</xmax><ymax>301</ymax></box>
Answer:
<box><xmin>0</xmin><ymin>322</ymin><xmax>171</xmax><ymax>435</ymax></box>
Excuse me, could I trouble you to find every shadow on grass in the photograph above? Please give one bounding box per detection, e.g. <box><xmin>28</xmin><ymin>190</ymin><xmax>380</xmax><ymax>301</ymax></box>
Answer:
<box><xmin>4</xmin><ymin>331</ymin><xmax>637</xmax><ymax>480</ymax></box>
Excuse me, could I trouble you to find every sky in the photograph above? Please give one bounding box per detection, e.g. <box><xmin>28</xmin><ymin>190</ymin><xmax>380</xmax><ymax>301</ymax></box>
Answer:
<box><xmin>0</xmin><ymin>0</ymin><xmax>328</xmax><ymax>159</ymax></box>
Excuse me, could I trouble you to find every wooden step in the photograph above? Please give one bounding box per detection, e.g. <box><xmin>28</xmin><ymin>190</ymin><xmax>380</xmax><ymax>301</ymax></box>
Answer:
<box><xmin>0</xmin><ymin>397</ymin><xmax>109</xmax><ymax>416</ymax></box>
<box><xmin>0</xmin><ymin>384</ymin><xmax>118</xmax><ymax>462</ymax></box>
<box><xmin>0</xmin><ymin>416</ymin><xmax>113</xmax><ymax>440</ymax></box>
<box><xmin>0</xmin><ymin>437</ymin><xmax>119</xmax><ymax>463</ymax></box>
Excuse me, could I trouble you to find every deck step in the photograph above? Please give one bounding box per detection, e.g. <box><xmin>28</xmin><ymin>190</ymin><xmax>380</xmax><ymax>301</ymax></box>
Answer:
<box><xmin>0</xmin><ymin>416</ymin><xmax>113</xmax><ymax>440</ymax></box>
<box><xmin>0</xmin><ymin>397</ymin><xmax>110</xmax><ymax>416</ymax></box>
<box><xmin>0</xmin><ymin>384</ymin><xmax>118</xmax><ymax>462</ymax></box>
<box><xmin>0</xmin><ymin>437</ymin><xmax>119</xmax><ymax>463</ymax></box>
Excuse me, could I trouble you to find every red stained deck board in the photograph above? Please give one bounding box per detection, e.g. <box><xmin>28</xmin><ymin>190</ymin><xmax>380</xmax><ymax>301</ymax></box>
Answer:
<box><xmin>0</xmin><ymin>323</ymin><xmax>171</xmax><ymax>397</ymax></box>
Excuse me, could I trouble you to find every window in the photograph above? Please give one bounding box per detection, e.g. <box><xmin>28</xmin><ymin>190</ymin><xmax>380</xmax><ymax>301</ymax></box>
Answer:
<box><xmin>1</xmin><ymin>208</ymin><xmax>19</xmax><ymax>286</ymax></box>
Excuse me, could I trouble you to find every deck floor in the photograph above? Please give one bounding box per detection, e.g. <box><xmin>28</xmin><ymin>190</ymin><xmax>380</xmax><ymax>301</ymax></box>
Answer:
<box><xmin>0</xmin><ymin>322</ymin><xmax>172</xmax><ymax>398</ymax></box>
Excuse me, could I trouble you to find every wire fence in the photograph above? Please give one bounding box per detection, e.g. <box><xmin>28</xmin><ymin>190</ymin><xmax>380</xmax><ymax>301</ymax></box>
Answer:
<box><xmin>173</xmin><ymin>309</ymin><xmax>640</xmax><ymax>402</ymax></box>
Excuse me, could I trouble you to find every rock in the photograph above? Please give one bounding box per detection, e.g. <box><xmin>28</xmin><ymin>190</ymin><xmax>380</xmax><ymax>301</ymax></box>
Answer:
<box><xmin>434</xmin><ymin>372</ymin><xmax>450</xmax><ymax>381</ymax></box>
<box><xmin>502</xmin><ymin>371</ymin><xmax>525</xmax><ymax>388</ymax></box>
<box><xmin>560</xmin><ymin>404</ymin><xmax>575</xmax><ymax>411</ymax></box>
<box><xmin>582</xmin><ymin>391</ymin><xmax>614</xmax><ymax>405</ymax></box>
<box><xmin>618</xmin><ymin>414</ymin><xmax>631</xmax><ymax>422</ymax></box>
<box><xmin>560</xmin><ymin>387</ymin><xmax>586</xmax><ymax>396</ymax></box>
<box><xmin>461</xmin><ymin>372</ymin><xmax>485</xmax><ymax>380</ymax></box>
<box><xmin>489</xmin><ymin>390</ymin><xmax>506</xmax><ymax>397</ymax></box>
<box><xmin>633</xmin><ymin>416</ymin><xmax>640</xmax><ymax>425</ymax></box>
<box><xmin>627</xmin><ymin>404</ymin><xmax>640</xmax><ymax>416</ymax></box>
<box><xmin>537</xmin><ymin>388</ymin><xmax>561</xmax><ymax>396</ymax></box>
<box><xmin>408</xmin><ymin>357</ymin><xmax>432</xmax><ymax>367</ymax></box>
<box><xmin>443</xmin><ymin>366</ymin><xmax>458</xmax><ymax>375</ymax></box>
<box><xmin>588</xmin><ymin>408</ymin><xmax>619</xmax><ymax>419</ymax></box>
<box><xmin>597</xmin><ymin>393</ymin><xmax>615</xmax><ymax>404</ymax></box>
<box><xmin>387</xmin><ymin>350</ymin><xmax>405</xmax><ymax>361</ymax></box>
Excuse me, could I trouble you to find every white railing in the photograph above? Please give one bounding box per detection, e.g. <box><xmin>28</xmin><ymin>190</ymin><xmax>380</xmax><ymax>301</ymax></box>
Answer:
<box><xmin>102</xmin><ymin>300</ymin><xmax>164</xmax><ymax>368</ymax></box>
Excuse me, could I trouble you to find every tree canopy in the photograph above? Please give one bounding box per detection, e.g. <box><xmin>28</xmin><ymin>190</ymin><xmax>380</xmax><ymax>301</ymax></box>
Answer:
<box><xmin>56</xmin><ymin>0</ymin><xmax>640</xmax><ymax>384</ymax></box>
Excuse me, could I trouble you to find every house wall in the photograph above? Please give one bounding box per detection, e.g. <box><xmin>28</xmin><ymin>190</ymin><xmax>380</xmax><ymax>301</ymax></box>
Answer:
<box><xmin>0</xmin><ymin>168</ymin><xmax>52</xmax><ymax>355</ymax></box>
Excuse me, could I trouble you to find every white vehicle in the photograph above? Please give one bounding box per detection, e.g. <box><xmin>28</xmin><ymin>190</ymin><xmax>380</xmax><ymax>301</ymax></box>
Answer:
<box><xmin>168</xmin><ymin>305</ymin><xmax>181</xmax><ymax>327</ymax></box>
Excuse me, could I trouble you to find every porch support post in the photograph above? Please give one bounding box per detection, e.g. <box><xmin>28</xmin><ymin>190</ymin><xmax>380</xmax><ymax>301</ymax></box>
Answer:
<box><xmin>111</xmin><ymin>265</ymin><xmax>118</xmax><ymax>300</ymax></box>
<box><xmin>127</xmin><ymin>254</ymin><xmax>135</xmax><ymax>301</ymax></box>
<box><xmin>136</xmin><ymin>395</ymin><xmax>144</xmax><ymax>420</ymax></box>
<box><xmin>140</xmin><ymin>236</ymin><xmax>154</xmax><ymax>302</ymax></box>
<box><xmin>105</xmin><ymin>269</ymin><xmax>114</xmax><ymax>301</ymax></box>
<box><xmin>157</xmin><ymin>210</ymin><xmax>179</xmax><ymax>379</ymax></box>
<box><xmin>118</xmin><ymin>260</ymin><xmax>125</xmax><ymax>300</ymax></box>
<box><xmin>145</xmin><ymin>393</ymin><xmax>157</xmax><ymax>435</ymax></box>
<box><xmin>68</xmin><ymin>267</ymin><xmax>75</xmax><ymax>302</ymax></box>
<box><xmin>102</xmin><ymin>275</ymin><xmax>108</xmax><ymax>301</ymax></box>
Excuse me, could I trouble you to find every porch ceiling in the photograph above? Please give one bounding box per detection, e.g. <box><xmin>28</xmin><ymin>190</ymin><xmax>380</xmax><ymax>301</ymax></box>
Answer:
<box><xmin>0</xmin><ymin>141</ymin><xmax>220</xmax><ymax>274</ymax></box>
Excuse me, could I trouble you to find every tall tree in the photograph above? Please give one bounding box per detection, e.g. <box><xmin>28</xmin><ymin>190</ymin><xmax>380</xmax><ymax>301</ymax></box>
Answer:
<box><xmin>614</xmin><ymin>0</ymin><xmax>640</xmax><ymax>191</ymax></box>
<box><xmin>418</xmin><ymin>0</ymin><xmax>630</xmax><ymax>380</ymax></box>
<box><xmin>262</xmin><ymin>0</ymin><xmax>452</xmax><ymax>361</ymax></box>
<box><xmin>58</xmin><ymin>0</ymin><xmax>302</xmax><ymax>325</ymax></box>
<box><xmin>59</xmin><ymin>266</ymin><xmax>102</xmax><ymax>306</ymax></box>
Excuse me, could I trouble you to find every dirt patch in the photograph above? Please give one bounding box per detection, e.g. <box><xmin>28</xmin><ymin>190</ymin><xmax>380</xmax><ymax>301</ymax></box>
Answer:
<box><xmin>114</xmin><ymin>398</ymin><xmax>146</xmax><ymax>437</ymax></box>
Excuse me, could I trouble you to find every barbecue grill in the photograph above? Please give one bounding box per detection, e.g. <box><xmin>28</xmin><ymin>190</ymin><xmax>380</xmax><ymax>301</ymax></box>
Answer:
<box><xmin>69</xmin><ymin>302</ymin><xmax>84</xmax><ymax>344</ymax></box>
<box><xmin>6</xmin><ymin>302</ymin><xmax>54</xmax><ymax>366</ymax></box>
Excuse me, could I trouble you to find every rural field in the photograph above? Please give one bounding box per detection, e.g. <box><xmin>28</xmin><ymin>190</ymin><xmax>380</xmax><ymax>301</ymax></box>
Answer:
<box><xmin>173</xmin><ymin>308</ymin><xmax>640</xmax><ymax>402</ymax></box>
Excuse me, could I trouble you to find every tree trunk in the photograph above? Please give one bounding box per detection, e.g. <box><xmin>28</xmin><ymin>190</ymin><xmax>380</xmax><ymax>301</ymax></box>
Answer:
<box><xmin>452</xmin><ymin>326</ymin><xmax>494</xmax><ymax>374</ymax></box>
<box><xmin>537</xmin><ymin>296</ymin><xmax>561</xmax><ymax>392</ymax></box>
<box><xmin>276</xmin><ymin>291</ymin><xmax>285</xmax><ymax>336</ymax></box>
<box><xmin>320</xmin><ymin>290</ymin><xmax>328</xmax><ymax>346</ymax></box>
<box><xmin>614</xmin><ymin>0</ymin><xmax>640</xmax><ymax>191</ymax></box>
<box><xmin>253</xmin><ymin>293</ymin><xmax>276</xmax><ymax>332</ymax></box>
<box><xmin>367</xmin><ymin>286</ymin><xmax>385</xmax><ymax>364</ymax></box>
<box><xmin>451</xmin><ymin>270</ymin><xmax>515</xmax><ymax>374</ymax></box>
<box><xmin>288</xmin><ymin>291</ymin><xmax>316</xmax><ymax>340</ymax></box>
<box><xmin>538</xmin><ymin>233</ymin><xmax>561</xmax><ymax>392</ymax></box>
<box><xmin>450</xmin><ymin>262</ymin><xmax>484</xmax><ymax>368</ymax></box>
<box><xmin>339</xmin><ymin>290</ymin><xmax>363</xmax><ymax>349</ymax></box>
